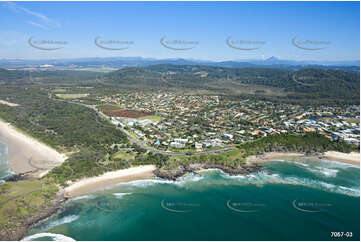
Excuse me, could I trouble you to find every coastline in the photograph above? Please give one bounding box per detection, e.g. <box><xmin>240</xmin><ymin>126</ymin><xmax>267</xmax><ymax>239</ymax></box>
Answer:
<box><xmin>64</xmin><ymin>165</ymin><xmax>156</xmax><ymax>197</ymax></box>
<box><xmin>0</xmin><ymin>119</ymin><xmax>67</xmax><ymax>178</ymax></box>
<box><xmin>54</xmin><ymin>151</ymin><xmax>361</xmax><ymax>198</ymax></box>
<box><xmin>246</xmin><ymin>151</ymin><xmax>360</xmax><ymax>166</ymax></box>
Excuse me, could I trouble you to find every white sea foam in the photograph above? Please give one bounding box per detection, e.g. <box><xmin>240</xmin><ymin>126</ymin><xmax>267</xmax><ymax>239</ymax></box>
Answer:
<box><xmin>89</xmin><ymin>163</ymin><xmax>359</xmax><ymax>198</ymax></box>
<box><xmin>306</xmin><ymin>167</ymin><xmax>339</xmax><ymax>178</ymax></box>
<box><xmin>317</xmin><ymin>167</ymin><xmax>339</xmax><ymax>177</ymax></box>
<box><xmin>22</xmin><ymin>233</ymin><xmax>76</xmax><ymax>241</ymax></box>
<box><xmin>120</xmin><ymin>173</ymin><xmax>205</xmax><ymax>188</ymax></box>
<box><xmin>126</xmin><ymin>178</ymin><xmax>174</xmax><ymax>187</ymax></box>
<box><xmin>294</xmin><ymin>161</ymin><xmax>310</xmax><ymax>167</ymax></box>
<box><xmin>40</xmin><ymin>215</ymin><xmax>79</xmax><ymax>231</ymax></box>
<box><xmin>113</xmin><ymin>192</ymin><xmax>132</xmax><ymax>198</ymax></box>
<box><xmin>318</xmin><ymin>159</ymin><xmax>359</xmax><ymax>169</ymax></box>
<box><xmin>69</xmin><ymin>194</ymin><xmax>97</xmax><ymax>201</ymax></box>
<box><xmin>219</xmin><ymin>170</ymin><xmax>360</xmax><ymax>197</ymax></box>
<box><xmin>199</xmin><ymin>168</ymin><xmax>223</xmax><ymax>173</ymax></box>
<box><xmin>175</xmin><ymin>173</ymin><xmax>204</xmax><ymax>184</ymax></box>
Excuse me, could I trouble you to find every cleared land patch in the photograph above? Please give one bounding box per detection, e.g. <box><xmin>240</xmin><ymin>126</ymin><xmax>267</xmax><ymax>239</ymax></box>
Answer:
<box><xmin>55</xmin><ymin>93</ymin><xmax>89</xmax><ymax>99</ymax></box>
<box><xmin>138</xmin><ymin>115</ymin><xmax>163</xmax><ymax>122</ymax></box>
<box><xmin>0</xmin><ymin>100</ymin><xmax>18</xmax><ymax>107</ymax></box>
<box><xmin>52</xmin><ymin>88</ymin><xmax>67</xmax><ymax>93</ymax></box>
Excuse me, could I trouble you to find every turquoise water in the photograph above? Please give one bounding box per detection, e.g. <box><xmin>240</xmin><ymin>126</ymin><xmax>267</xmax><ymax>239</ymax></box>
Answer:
<box><xmin>26</xmin><ymin>159</ymin><xmax>360</xmax><ymax>241</ymax></box>
<box><xmin>0</xmin><ymin>141</ymin><xmax>11</xmax><ymax>181</ymax></box>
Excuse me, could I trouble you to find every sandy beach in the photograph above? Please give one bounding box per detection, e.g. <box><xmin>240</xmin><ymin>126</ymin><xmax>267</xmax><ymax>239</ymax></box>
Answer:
<box><xmin>247</xmin><ymin>151</ymin><xmax>360</xmax><ymax>166</ymax></box>
<box><xmin>0</xmin><ymin>119</ymin><xmax>67</xmax><ymax>177</ymax></box>
<box><xmin>246</xmin><ymin>152</ymin><xmax>306</xmax><ymax>164</ymax></box>
<box><xmin>64</xmin><ymin>165</ymin><xmax>156</xmax><ymax>197</ymax></box>
<box><xmin>323</xmin><ymin>151</ymin><xmax>360</xmax><ymax>166</ymax></box>
<box><xmin>0</xmin><ymin>100</ymin><xmax>18</xmax><ymax>107</ymax></box>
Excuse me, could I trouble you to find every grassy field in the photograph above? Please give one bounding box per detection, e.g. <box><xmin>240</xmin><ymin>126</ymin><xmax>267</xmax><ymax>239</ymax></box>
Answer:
<box><xmin>0</xmin><ymin>180</ymin><xmax>58</xmax><ymax>230</ymax></box>
<box><xmin>55</xmin><ymin>93</ymin><xmax>89</xmax><ymax>99</ymax></box>
<box><xmin>167</xmin><ymin>148</ymin><xmax>246</xmax><ymax>168</ymax></box>
<box><xmin>98</xmin><ymin>104</ymin><xmax>123</xmax><ymax>111</ymax></box>
<box><xmin>112</xmin><ymin>151</ymin><xmax>135</xmax><ymax>160</ymax></box>
<box><xmin>217</xmin><ymin>148</ymin><xmax>245</xmax><ymax>161</ymax></box>
<box><xmin>138</xmin><ymin>115</ymin><xmax>163</xmax><ymax>122</ymax></box>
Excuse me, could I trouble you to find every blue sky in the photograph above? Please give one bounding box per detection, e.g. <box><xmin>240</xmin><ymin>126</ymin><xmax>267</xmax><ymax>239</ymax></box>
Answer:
<box><xmin>0</xmin><ymin>1</ymin><xmax>359</xmax><ymax>61</ymax></box>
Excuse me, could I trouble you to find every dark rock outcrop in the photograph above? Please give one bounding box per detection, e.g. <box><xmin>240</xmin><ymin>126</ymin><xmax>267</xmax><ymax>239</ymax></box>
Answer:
<box><xmin>153</xmin><ymin>163</ymin><xmax>263</xmax><ymax>181</ymax></box>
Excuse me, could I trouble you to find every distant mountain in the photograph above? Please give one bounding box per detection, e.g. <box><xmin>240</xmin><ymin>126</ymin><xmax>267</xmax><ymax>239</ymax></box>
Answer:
<box><xmin>0</xmin><ymin>57</ymin><xmax>358</xmax><ymax>72</ymax></box>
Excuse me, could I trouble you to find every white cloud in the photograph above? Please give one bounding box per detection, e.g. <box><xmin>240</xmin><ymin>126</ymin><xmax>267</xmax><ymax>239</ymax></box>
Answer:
<box><xmin>3</xmin><ymin>2</ymin><xmax>60</xmax><ymax>29</ymax></box>
<box><xmin>26</xmin><ymin>21</ymin><xmax>48</xmax><ymax>30</ymax></box>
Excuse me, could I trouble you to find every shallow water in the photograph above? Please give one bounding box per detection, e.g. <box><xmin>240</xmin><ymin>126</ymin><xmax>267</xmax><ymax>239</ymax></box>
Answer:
<box><xmin>0</xmin><ymin>141</ymin><xmax>12</xmax><ymax>181</ymax></box>
<box><xmin>28</xmin><ymin>158</ymin><xmax>360</xmax><ymax>241</ymax></box>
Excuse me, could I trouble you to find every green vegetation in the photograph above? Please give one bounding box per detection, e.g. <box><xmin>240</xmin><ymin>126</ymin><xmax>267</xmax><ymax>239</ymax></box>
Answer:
<box><xmin>0</xmin><ymin>65</ymin><xmax>359</xmax><ymax>239</ymax></box>
<box><xmin>0</xmin><ymin>86</ymin><xmax>128</xmax><ymax>151</ymax></box>
<box><xmin>113</xmin><ymin>150</ymin><xmax>135</xmax><ymax>160</ymax></box>
<box><xmin>1</xmin><ymin>65</ymin><xmax>359</xmax><ymax>105</ymax></box>
<box><xmin>0</xmin><ymin>86</ymin><xmax>129</xmax><ymax>185</ymax></box>
<box><xmin>0</xmin><ymin>180</ymin><xmax>58</xmax><ymax>237</ymax></box>
<box><xmin>159</xmin><ymin>133</ymin><xmax>358</xmax><ymax>170</ymax></box>
<box><xmin>237</xmin><ymin>133</ymin><xmax>358</xmax><ymax>156</ymax></box>
<box><xmin>106</xmin><ymin>65</ymin><xmax>360</xmax><ymax>104</ymax></box>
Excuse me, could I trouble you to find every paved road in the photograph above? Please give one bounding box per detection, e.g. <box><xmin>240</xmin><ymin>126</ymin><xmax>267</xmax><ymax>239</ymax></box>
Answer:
<box><xmin>49</xmin><ymin>93</ymin><xmax>234</xmax><ymax>156</ymax></box>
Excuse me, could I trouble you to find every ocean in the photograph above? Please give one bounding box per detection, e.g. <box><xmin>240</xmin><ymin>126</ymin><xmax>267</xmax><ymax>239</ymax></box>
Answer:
<box><xmin>0</xmin><ymin>141</ymin><xmax>11</xmax><ymax>182</ymax></box>
<box><xmin>25</xmin><ymin>158</ymin><xmax>360</xmax><ymax>241</ymax></box>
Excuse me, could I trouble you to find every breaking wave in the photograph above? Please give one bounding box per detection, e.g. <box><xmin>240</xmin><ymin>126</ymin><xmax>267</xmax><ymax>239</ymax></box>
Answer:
<box><xmin>219</xmin><ymin>170</ymin><xmax>360</xmax><ymax>197</ymax></box>
<box><xmin>69</xmin><ymin>194</ymin><xmax>97</xmax><ymax>201</ymax></box>
<box><xmin>113</xmin><ymin>192</ymin><xmax>132</xmax><ymax>198</ymax></box>
<box><xmin>39</xmin><ymin>215</ymin><xmax>79</xmax><ymax>231</ymax></box>
<box><xmin>306</xmin><ymin>167</ymin><xmax>339</xmax><ymax>177</ymax></box>
<box><xmin>117</xmin><ymin>165</ymin><xmax>359</xmax><ymax>197</ymax></box>
<box><xmin>22</xmin><ymin>232</ymin><xmax>76</xmax><ymax>241</ymax></box>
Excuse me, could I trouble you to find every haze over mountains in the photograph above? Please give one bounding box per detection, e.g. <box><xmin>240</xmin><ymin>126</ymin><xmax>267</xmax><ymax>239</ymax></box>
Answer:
<box><xmin>0</xmin><ymin>56</ymin><xmax>359</xmax><ymax>72</ymax></box>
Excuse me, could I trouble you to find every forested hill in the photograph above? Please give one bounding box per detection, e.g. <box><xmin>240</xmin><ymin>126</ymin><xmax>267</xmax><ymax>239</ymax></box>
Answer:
<box><xmin>106</xmin><ymin>64</ymin><xmax>360</xmax><ymax>102</ymax></box>
<box><xmin>0</xmin><ymin>68</ymin><xmax>28</xmax><ymax>83</ymax></box>
<box><xmin>1</xmin><ymin>65</ymin><xmax>359</xmax><ymax>103</ymax></box>
<box><xmin>0</xmin><ymin>68</ymin><xmax>97</xmax><ymax>84</ymax></box>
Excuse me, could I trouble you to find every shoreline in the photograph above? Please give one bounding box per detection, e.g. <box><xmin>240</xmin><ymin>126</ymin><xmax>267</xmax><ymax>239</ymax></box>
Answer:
<box><xmin>0</xmin><ymin>119</ymin><xmax>67</xmax><ymax>178</ymax></box>
<box><xmin>246</xmin><ymin>151</ymin><xmax>360</xmax><ymax>166</ymax></box>
<box><xmin>64</xmin><ymin>165</ymin><xmax>156</xmax><ymax>197</ymax></box>
<box><xmin>47</xmin><ymin>150</ymin><xmax>361</xmax><ymax>198</ymax></box>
